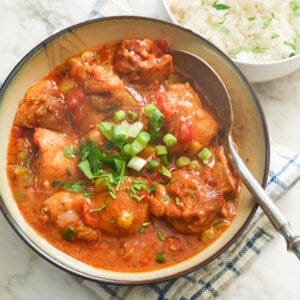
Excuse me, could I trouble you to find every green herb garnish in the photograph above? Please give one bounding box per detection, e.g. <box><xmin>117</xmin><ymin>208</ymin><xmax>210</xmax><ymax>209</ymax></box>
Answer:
<box><xmin>139</xmin><ymin>221</ymin><xmax>152</xmax><ymax>234</ymax></box>
<box><xmin>63</xmin><ymin>146</ymin><xmax>76</xmax><ymax>158</ymax></box>
<box><xmin>89</xmin><ymin>201</ymin><xmax>110</xmax><ymax>214</ymax></box>
<box><xmin>128</xmin><ymin>179</ymin><xmax>150</xmax><ymax>201</ymax></box>
<box><xmin>63</xmin><ymin>226</ymin><xmax>76</xmax><ymax>241</ymax></box>
<box><xmin>52</xmin><ymin>180</ymin><xmax>86</xmax><ymax>194</ymax></box>
<box><xmin>155</xmin><ymin>252</ymin><xmax>166</xmax><ymax>263</ymax></box>
<box><xmin>290</xmin><ymin>1</ymin><xmax>300</xmax><ymax>16</ymax></box>
<box><xmin>262</xmin><ymin>13</ymin><xmax>275</xmax><ymax>29</ymax></box>
<box><xmin>156</xmin><ymin>228</ymin><xmax>165</xmax><ymax>241</ymax></box>
<box><xmin>212</xmin><ymin>1</ymin><xmax>230</xmax><ymax>10</ymax></box>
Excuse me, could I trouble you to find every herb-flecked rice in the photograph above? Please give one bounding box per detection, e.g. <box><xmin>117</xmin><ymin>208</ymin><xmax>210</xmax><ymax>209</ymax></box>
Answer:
<box><xmin>168</xmin><ymin>0</ymin><xmax>300</xmax><ymax>61</ymax></box>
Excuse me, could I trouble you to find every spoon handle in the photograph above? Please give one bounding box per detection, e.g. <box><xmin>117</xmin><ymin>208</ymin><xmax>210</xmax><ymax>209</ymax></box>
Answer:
<box><xmin>228</xmin><ymin>136</ymin><xmax>300</xmax><ymax>260</ymax></box>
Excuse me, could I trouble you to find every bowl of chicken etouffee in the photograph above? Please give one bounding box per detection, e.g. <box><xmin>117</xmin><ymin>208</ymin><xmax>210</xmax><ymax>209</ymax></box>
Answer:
<box><xmin>0</xmin><ymin>17</ymin><xmax>269</xmax><ymax>284</ymax></box>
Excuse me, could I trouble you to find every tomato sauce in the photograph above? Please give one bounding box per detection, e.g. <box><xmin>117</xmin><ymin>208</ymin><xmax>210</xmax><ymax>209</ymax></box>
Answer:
<box><xmin>7</xmin><ymin>39</ymin><xmax>239</xmax><ymax>272</ymax></box>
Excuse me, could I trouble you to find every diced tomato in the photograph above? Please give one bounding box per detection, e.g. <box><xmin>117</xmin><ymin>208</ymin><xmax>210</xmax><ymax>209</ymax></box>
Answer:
<box><xmin>177</xmin><ymin>118</ymin><xmax>194</xmax><ymax>142</ymax></box>
<box><xmin>66</xmin><ymin>89</ymin><xmax>85</xmax><ymax>126</ymax></box>
<box><xmin>140</xmin><ymin>251</ymin><xmax>152</xmax><ymax>266</ymax></box>
<box><xmin>155</xmin><ymin>92</ymin><xmax>173</xmax><ymax>120</ymax></box>
<box><xmin>82</xmin><ymin>204</ymin><xmax>99</xmax><ymax>228</ymax></box>
<box><xmin>11</xmin><ymin>126</ymin><xmax>24</xmax><ymax>139</ymax></box>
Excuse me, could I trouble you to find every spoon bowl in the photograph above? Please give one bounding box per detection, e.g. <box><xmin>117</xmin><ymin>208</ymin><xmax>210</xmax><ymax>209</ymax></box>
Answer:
<box><xmin>172</xmin><ymin>50</ymin><xmax>300</xmax><ymax>260</ymax></box>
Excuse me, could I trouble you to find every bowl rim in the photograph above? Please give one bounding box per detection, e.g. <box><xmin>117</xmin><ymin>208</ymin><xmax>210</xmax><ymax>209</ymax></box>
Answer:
<box><xmin>0</xmin><ymin>15</ymin><xmax>270</xmax><ymax>285</ymax></box>
<box><xmin>162</xmin><ymin>0</ymin><xmax>300</xmax><ymax>66</ymax></box>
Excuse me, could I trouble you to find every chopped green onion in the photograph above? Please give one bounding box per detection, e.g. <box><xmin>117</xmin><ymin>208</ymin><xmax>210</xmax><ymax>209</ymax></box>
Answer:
<box><xmin>189</xmin><ymin>160</ymin><xmax>200</xmax><ymax>171</ymax></box>
<box><xmin>176</xmin><ymin>156</ymin><xmax>191</xmax><ymax>167</ymax></box>
<box><xmin>156</xmin><ymin>228</ymin><xmax>165</xmax><ymax>241</ymax></box>
<box><xmin>212</xmin><ymin>1</ymin><xmax>230</xmax><ymax>10</ymax></box>
<box><xmin>262</xmin><ymin>13</ymin><xmax>275</xmax><ymax>29</ymax></box>
<box><xmin>163</xmin><ymin>194</ymin><xmax>171</xmax><ymax>202</ymax></box>
<box><xmin>63</xmin><ymin>226</ymin><xmax>76</xmax><ymax>241</ymax></box>
<box><xmin>155</xmin><ymin>252</ymin><xmax>166</xmax><ymax>263</ymax></box>
<box><xmin>63</xmin><ymin>146</ymin><xmax>76</xmax><ymax>158</ymax></box>
<box><xmin>163</xmin><ymin>133</ymin><xmax>177</xmax><ymax>147</ymax></box>
<box><xmin>159</xmin><ymin>166</ymin><xmax>171</xmax><ymax>178</ymax></box>
<box><xmin>139</xmin><ymin>221</ymin><xmax>152</xmax><ymax>234</ymax></box>
<box><xmin>90</xmin><ymin>201</ymin><xmax>110</xmax><ymax>214</ymax></box>
<box><xmin>146</xmin><ymin>159</ymin><xmax>159</xmax><ymax>171</ymax></box>
<box><xmin>144</xmin><ymin>104</ymin><xmax>164</xmax><ymax>132</ymax></box>
<box><xmin>136</xmin><ymin>131</ymin><xmax>151</xmax><ymax>145</ymax></box>
<box><xmin>113</xmin><ymin>125</ymin><xmax>129</xmax><ymax>141</ymax></box>
<box><xmin>126</xmin><ymin>111</ymin><xmax>139</xmax><ymax>122</ymax></box>
<box><xmin>174</xmin><ymin>197</ymin><xmax>181</xmax><ymax>205</ymax></box>
<box><xmin>109</xmin><ymin>219</ymin><xmax>116</xmax><ymax>224</ymax></box>
<box><xmin>247</xmin><ymin>16</ymin><xmax>256</xmax><ymax>21</ymax></box>
<box><xmin>159</xmin><ymin>154</ymin><xmax>169</xmax><ymax>166</ymax></box>
<box><xmin>127</xmin><ymin>156</ymin><xmax>147</xmax><ymax>172</ymax></box>
<box><xmin>156</xmin><ymin>145</ymin><xmax>168</xmax><ymax>156</ymax></box>
<box><xmin>124</xmin><ymin>131</ymin><xmax>150</xmax><ymax>157</ymax></box>
<box><xmin>98</xmin><ymin>122</ymin><xmax>114</xmax><ymax>141</ymax></box>
<box><xmin>128</xmin><ymin>122</ymin><xmax>143</xmax><ymax>138</ymax></box>
<box><xmin>198</xmin><ymin>148</ymin><xmax>212</xmax><ymax>164</ymax></box>
<box><xmin>113</xmin><ymin>110</ymin><xmax>126</xmax><ymax>122</ymax></box>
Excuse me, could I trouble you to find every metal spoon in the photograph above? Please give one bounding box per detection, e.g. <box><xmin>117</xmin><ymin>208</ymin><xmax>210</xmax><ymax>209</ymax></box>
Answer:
<box><xmin>172</xmin><ymin>50</ymin><xmax>300</xmax><ymax>260</ymax></box>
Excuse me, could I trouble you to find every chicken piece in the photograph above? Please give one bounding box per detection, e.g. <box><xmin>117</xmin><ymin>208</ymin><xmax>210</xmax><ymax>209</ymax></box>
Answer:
<box><xmin>83</xmin><ymin>178</ymin><xmax>149</xmax><ymax>236</ymax></box>
<box><xmin>42</xmin><ymin>191</ymin><xmax>98</xmax><ymax>242</ymax></box>
<box><xmin>114</xmin><ymin>39</ymin><xmax>173</xmax><ymax>84</ymax></box>
<box><xmin>66</xmin><ymin>89</ymin><xmax>105</xmax><ymax>133</ymax></box>
<box><xmin>69</xmin><ymin>57</ymin><xmax>126</xmax><ymax>111</ymax></box>
<box><xmin>33</xmin><ymin>128</ymin><xmax>81</xmax><ymax>186</ymax></box>
<box><xmin>155</xmin><ymin>83</ymin><xmax>218</xmax><ymax>152</ymax></box>
<box><xmin>14</xmin><ymin>80</ymin><xmax>68</xmax><ymax>132</ymax></box>
<box><xmin>149</xmin><ymin>170</ymin><xmax>224</xmax><ymax>234</ymax></box>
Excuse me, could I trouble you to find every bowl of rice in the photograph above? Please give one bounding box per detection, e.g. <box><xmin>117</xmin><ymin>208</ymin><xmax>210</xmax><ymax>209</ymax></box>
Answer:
<box><xmin>162</xmin><ymin>0</ymin><xmax>300</xmax><ymax>82</ymax></box>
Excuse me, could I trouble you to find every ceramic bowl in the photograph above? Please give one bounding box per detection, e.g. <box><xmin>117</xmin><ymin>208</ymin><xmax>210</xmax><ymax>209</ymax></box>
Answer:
<box><xmin>0</xmin><ymin>16</ymin><xmax>270</xmax><ymax>284</ymax></box>
<box><xmin>162</xmin><ymin>0</ymin><xmax>300</xmax><ymax>83</ymax></box>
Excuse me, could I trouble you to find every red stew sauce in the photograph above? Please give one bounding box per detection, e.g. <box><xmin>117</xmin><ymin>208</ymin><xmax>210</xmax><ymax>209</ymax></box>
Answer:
<box><xmin>7</xmin><ymin>39</ymin><xmax>239</xmax><ymax>272</ymax></box>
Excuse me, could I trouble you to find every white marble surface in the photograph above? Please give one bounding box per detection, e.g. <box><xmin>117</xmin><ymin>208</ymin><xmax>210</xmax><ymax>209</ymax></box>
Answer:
<box><xmin>0</xmin><ymin>1</ymin><xmax>300</xmax><ymax>299</ymax></box>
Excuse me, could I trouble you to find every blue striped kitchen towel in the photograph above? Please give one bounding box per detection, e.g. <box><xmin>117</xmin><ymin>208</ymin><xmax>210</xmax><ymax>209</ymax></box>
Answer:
<box><xmin>77</xmin><ymin>1</ymin><xmax>300</xmax><ymax>299</ymax></box>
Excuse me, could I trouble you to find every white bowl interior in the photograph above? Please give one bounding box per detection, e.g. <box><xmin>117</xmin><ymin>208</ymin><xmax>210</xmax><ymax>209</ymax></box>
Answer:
<box><xmin>0</xmin><ymin>17</ymin><xmax>268</xmax><ymax>283</ymax></box>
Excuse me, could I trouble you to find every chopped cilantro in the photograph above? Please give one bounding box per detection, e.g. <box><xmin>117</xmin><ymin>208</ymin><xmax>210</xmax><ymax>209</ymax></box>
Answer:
<box><xmin>63</xmin><ymin>146</ymin><xmax>76</xmax><ymax>158</ymax></box>
<box><xmin>262</xmin><ymin>13</ymin><xmax>275</xmax><ymax>29</ymax></box>
<box><xmin>212</xmin><ymin>1</ymin><xmax>230</xmax><ymax>10</ymax></box>
<box><xmin>89</xmin><ymin>201</ymin><xmax>110</xmax><ymax>214</ymax></box>
<box><xmin>51</xmin><ymin>180</ymin><xmax>86</xmax><ymax>194</ymax></box>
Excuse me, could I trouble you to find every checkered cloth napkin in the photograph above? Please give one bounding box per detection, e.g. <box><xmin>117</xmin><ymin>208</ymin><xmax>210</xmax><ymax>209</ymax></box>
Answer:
<box><xmin>76</xmin><ymin>1</ymin><xmax>300</xmax><ymax>299</ymax></box>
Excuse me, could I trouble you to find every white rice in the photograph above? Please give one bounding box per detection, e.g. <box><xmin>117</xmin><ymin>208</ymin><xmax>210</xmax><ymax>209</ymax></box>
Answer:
<box><xmin>168</xmin><ymin>0</ymin><xmax>300</xmax><ymax>62</ymax></box>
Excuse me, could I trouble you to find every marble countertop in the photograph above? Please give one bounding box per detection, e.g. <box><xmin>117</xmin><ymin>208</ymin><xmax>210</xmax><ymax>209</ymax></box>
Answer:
<box><xmin>0</xmin><ymin>0</ymin><xmax>300</xmax><ymax>299</ymax></box>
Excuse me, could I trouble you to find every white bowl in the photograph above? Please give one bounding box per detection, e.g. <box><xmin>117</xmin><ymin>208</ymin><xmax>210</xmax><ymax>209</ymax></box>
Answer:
<box><xmin>0</xmin><ymin>16</ymin><xmax>269</xmax><ymax>284</ymax></box>
<box><xmin>162</xmin><ymin>0</ymin><xmax>300</xmax><ymax>83</ymax></box>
